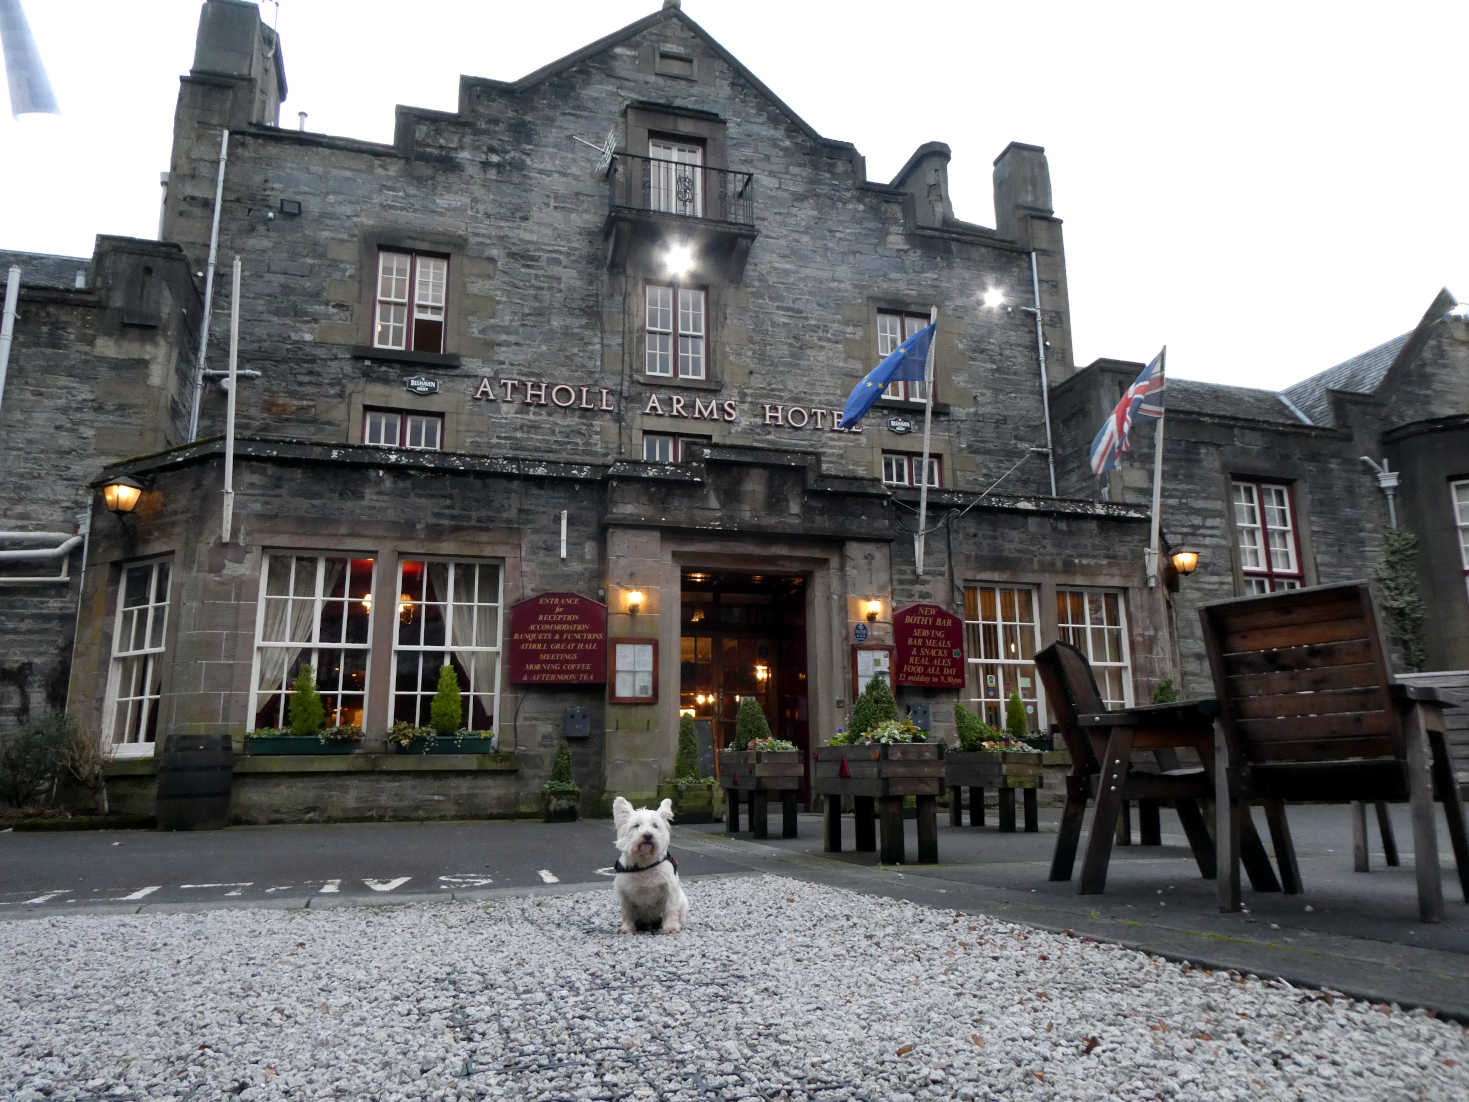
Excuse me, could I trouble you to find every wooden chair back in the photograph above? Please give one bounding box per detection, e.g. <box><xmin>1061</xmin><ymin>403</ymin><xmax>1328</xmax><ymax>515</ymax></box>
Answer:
<box><xmin>1034</xmin><ymin>640</ymin><xmax>1105</xmax><ymax>773</ymax></box>
<box><xmin>1199</xmin><ymin>581</ymin><xmax>1402</xmax><ymax>766</ymax></box>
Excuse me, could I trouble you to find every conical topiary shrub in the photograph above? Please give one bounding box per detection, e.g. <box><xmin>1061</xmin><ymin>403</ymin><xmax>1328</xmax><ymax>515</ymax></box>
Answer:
<box><xmin>288</xmin><ymin>665</ymin><xmax>325</xmax><ymax>736</ymax></box>
<box><xmin>849</xmin><ymin>673</ymin><xmax>898</xmax><ymax>741</ymax></box>
<box><xmin>675</xmin><ymin>713</ymin><xmax>700</xmax><ymax>779</ymax></box>
<box><xmin>1004</xmin><ymin>689</ymin><xmax>1029</xmax><ymax>740</ymax></box>
<box><xmin>429</xmin><ymin>665</ymin><xmax>462</xmax><ymax>738</ymax></box>
<box><xmin>734</xmin><ymin>697</ymin><xmax>772</xmax><ymax>751</ymax></box>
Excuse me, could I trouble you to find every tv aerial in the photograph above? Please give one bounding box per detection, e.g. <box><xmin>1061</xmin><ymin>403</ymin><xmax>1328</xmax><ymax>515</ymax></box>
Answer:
<box><xmin>571</xmin><ymin>126</ymin><xmax>617</xmax><ymax>177</ymax></box>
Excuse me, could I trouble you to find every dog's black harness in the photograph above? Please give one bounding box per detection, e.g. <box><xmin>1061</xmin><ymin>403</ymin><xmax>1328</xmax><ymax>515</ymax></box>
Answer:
<box><xmin>614</xmin><ymin>853</ymin><xmax>678</xmax><ymax>875</ymax></box>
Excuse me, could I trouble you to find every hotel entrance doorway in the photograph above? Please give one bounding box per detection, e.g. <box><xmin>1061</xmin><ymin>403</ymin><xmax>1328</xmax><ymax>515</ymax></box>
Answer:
<box><xmin>679</xmin><ymin>571</ymin><xmax>811</xmax><ymax>804</ymax></box>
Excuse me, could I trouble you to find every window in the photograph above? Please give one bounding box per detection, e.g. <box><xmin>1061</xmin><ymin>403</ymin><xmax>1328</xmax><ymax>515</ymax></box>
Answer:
<box><xmin>648</xmin><ymin>138</ymin><xmax>703</xmax><ymax>217</ymax></box>
<box><xmin>252</xmin><ymin>553</ymin><xmax>374</xmax><ymax>730</ymax></box>
<box><xmin>643</xmin><ymin>432</ymin><xmax>710</xmax><ymax>463</ymax></box>
<box><xmin>105</xmin><ymin>559</ymin><xmax>171</xmax><ymax>756</ymax></box>
<box><xmin>645</xmin><ymin>283</ymin><xmax>706</xmax><ymax>379</ymax></box>
<box><xmin>610</xmin><ymin>639</ymin><xmax>658</xmax><ymax>703</ymax></box>
<box><xmin>1056</xmin><ymin>589</ymin><xmax>1131</xmax><ymax>709</ymax></box>
<box><xmin>1232</xmin><ymin>479</ymin><xmax>1303</xmax><ymax>593</ymax></box>
<box><xmin>963</xmin><ymin>584</ymin><xmax>1042</xmax><ymax>729</ymax></box>
<box><xmin>363</xmin><ymin>409</ymin><xmax>442</xmax><ymax>451</ymax></box>
<box><xmin>393</xmin><ymin>559</ymin><xmax>503</xmax><ymax>731</ymax></box>
<box><xmin>374</xmin><ymin>249</ymin><xmax>447</xmax><ymax>353</ymax></box>
<box><xmin>882</xmin><ymin>451</ymin><xmax>941</xmax><ymax>488</ymax></box>
<box><xmin>877</xmin><ymin>311</ymin><xmax>930</xmax><ymax>402</ymax></box>
<box><xmin>1454</xmin><ymin>480</ymin><xmax>1469</xmax><ymax>604</ymax></box>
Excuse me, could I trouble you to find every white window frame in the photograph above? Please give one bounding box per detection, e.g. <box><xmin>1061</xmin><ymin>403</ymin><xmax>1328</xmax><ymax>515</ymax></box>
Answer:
<box><xmin>373</xmin><ymin>249</ymin><xmax>447</xmax><ymax>354</ymax></box>
<box><xmin>1056</xmin><ymin>588</ymin><xmax>1133</xmax><ymax>710</ymax></box>
<box><xmin>643</xmin><ymin>432</ymin><xmax>709</xmax><ymax>464</ymax></box>
<box><xmin>363</xmin><ymin>408</ymin><xmax>442</xmax><ymax>451</ymax></box>
<box><xmin>648</xmin><ymin>138</ymin><xmax>704</xmax><ymax>217</ymax></box>
<box><xmin>104</xmin><ymin>558</ymin><xmax>171</xmax><ymax>757</ymax></box>
<box><xmin>1232</xmin><ymin>479</ymin><xmax>1303</xmax><ymax>594</ymax></box>
<box><xmin>250</xmin><ymin>552</ymin><xmax>375</xmax><ymax>731</ymax></box>
<box><xmin>1454</xmin><ymin>479</ymin><xmax>1469</xmax><ymax>605</ymax></box>
<box><xmin>877</xmin><ymin>310</ymin><xmax>930</xmax><ymax>403</ymax></box>
<box><xmin>645</xmin><ymin>283</ymin><xmax>706</xmax><ymax>380</ymax></box>
<box><xmin>882</xmin><ymin>452</ymin><xmax>940</xmax><ymax>488</ymax></box>
<box><xmin>963</xmin><ymin>584</ymin><xmax>1043</xmax><ymax>730</ymax></box>
<box><xmin>392</xmin><ymin>558</ymin><xmax>504</xmax><ymax>731</ymax></box>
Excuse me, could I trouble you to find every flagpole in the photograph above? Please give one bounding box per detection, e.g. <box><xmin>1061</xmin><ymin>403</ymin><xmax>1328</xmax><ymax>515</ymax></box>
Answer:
<box><xmin>1145</xmin><ymin>346</ymin><xmax>1167</xmax><ymax>587</ymax></box>
<box><xmin>914</xmin><ymin>306</ymin><xmax>938</xmax><ymax>576</ymax></box>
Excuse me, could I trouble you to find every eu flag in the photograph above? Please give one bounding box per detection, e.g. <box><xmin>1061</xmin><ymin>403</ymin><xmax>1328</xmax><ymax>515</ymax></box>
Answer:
<box><xmin>840</xmin><ymin>322</ymin><xmax>935</xmax><ymax>429</ymax></box>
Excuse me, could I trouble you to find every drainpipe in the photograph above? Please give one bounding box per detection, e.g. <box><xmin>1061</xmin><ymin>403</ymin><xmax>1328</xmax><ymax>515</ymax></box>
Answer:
<box><xmin>1360</xmin><ymin>456</ymin><xmax>1399</xmax><ymax>530</ymax></box>
<box><xmin>188</xmin><ymin>129</ymin><xmax>230</xmax><ymax>440</ymax></box>
<box><xmin>0</xmin><ymin>266</ymin><xmax>19</xmax><ymax>423</ymax></box>
<box><xmin>1027</xmin><ymin>252</ymin><xmax>1058</xmax><ymax>496</ymax></box>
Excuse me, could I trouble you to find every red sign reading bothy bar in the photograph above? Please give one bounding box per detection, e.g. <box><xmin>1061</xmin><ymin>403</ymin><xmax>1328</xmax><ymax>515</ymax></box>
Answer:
<box><xmin>508</xmin><ymin>592</ymin><xmax>607</xmax><ymax>684</ymax></box>
<box><xmin>893</xmin><ymin>603</ymin><xmax>966</xmax><ymax>688</ymax></box>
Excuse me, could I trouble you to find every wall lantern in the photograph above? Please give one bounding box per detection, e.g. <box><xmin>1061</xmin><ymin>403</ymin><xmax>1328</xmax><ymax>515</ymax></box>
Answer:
<box><xmin>1170</xmin><ymin>549</ymin><xmax>1200</xmax><ymax>577</ymax></box>
<box><xmin>102</xmin><ymin>475</ymin><xmax>143</xmax><ymax>515</ymax></box>
<box><xmin>626</xmin><ymin>589</ymin><xmax>644</xmax><ymax>615</ymax></box>
<box><xmin>864</xmin><ymin>598</ymin><xmax>881</xmax><ymax>622</ymax></box>
<box><xmin>754</xmin><ymin>662</ymin><xmax>769</xmax><ymax>683</ymax></box>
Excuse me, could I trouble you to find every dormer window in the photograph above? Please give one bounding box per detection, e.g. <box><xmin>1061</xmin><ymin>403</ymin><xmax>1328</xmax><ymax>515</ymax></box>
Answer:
<box><xmin>648</xmin><ymin>137</ymin><xmax>704</xmax><ymax>217</ymax></box>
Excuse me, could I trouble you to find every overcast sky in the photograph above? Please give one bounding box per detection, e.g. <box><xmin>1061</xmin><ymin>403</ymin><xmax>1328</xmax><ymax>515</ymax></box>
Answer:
<box><xmin>3</xmin><ymin>0</ymin><xmax>1464</xmax><ymax>390</ymax></box>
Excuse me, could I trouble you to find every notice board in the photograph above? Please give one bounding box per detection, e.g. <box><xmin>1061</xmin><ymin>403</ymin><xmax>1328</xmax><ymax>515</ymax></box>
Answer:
<box><xmin>507</xmin><ymin>592</ymin><xmax>607</xmax><ymax>684</ymax></box>
<box><xmin>893</xmin><ymin>603</ymin><xmax>966</xmax><ymax>688</ymax></box>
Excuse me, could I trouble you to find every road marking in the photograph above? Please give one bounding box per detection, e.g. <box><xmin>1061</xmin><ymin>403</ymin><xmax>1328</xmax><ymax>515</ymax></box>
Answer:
<box><xmin>596</xmin><ymin>866</ymin><xmax>617</xmax><ymax>878</ymax></box>
<box><xmin>363</xmin><ymin>877</ymin><xmax>410</xmax><ymax>893</ymax></box>
<box><xmin>23</xmin><ymin>890</ymin><xmax>68</xmax><ymax>905</ymax></box>
<box><xmin>265</xmin><ymin>885</ymin><xmax>296</xmax><ymax>893</ymax></box>
<box><xmin>438</xmin><ymin>875</ymin><xmax>495</xmax><ymax>889</ymax></box>
<box><xmin>181</xmin><ymin>882</ymin><xmax>253</xmax><ymax>896</ymax></box>
<box><xmin>318</xmin><ymin>879</ymin><xmax>341</xmax><ymax>893</ymax></box>
<box><xmin>538</xmin><ymin>869</ymin><xmax>559</xmax><ymax>884</ymax></box>
<box><xmin>117</xmin><ymin>886</ymin><xmax>161</xmax><ymax>901</ymax></box>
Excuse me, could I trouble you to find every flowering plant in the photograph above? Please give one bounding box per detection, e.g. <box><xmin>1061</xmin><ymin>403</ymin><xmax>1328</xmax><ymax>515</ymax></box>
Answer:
<box><xmin>746</xmin><ymin>737</ymin><xmax>797</xmax><ymax>752</ymax></box>
<box><xmin>385</xmin><ymin>722</ymin><xmax>496</xmax><ymax>752</ymax></box>
<box><xmin>829</xmin><ymin>718</ymin><xmax>927</xmax><ymax>746</ymax></box>
<box><xmin>385</xmin><ymin>722</ymin><xmax>433</xmax><ymax>749</ymax></box>
<box><xmin>320</xmin><ymin>724</ymin><xmax>363</xmax><ymax>743</ymax></box>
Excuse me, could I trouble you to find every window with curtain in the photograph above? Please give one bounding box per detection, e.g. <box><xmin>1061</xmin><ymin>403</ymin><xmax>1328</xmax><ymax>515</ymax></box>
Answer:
<box><xmin>1056</xmin><ymin>588</ymin><xmax>1132</xmax><ymax>709</ymax></box>
<box><xmin>962</xmin><ymin>584</ymin><xmax>1041</xmax><ymax>729</ymax></box>
<box><xmin>105</xmin><ymin>558</ymin><xmax>171</xmax><ymax>756</ymax></box>
<box><xmin>393</xmin><ymin>558</ymin><xmax>502</xmax><ymax>731</ymax></box>
<box><xmin>252</xmin><ymin>553</ymin><xmax>374</xmax><ymax>730</ymax></box>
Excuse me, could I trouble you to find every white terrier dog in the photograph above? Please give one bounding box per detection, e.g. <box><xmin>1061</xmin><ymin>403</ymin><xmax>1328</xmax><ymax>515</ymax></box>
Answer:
<box><xmin>611</xmin><ymin>796</ymin><xmax>689</xmax><ymax>934</ymax></box>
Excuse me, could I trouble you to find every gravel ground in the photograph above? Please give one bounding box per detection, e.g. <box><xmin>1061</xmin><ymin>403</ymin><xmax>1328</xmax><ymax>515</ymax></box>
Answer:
<box><xmin>4</xmin><ymin>875</ymin><xmax>1468</xmax><ymax>1101</ymax></box>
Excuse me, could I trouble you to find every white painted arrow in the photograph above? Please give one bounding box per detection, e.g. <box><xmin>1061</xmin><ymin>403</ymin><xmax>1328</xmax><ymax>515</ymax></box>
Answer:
<box><xmin>538</xmin><ymin>869</ymin><xmax>559</xmax><ymax>884</ymax></box>
<box><xmin>363</xmin><ymin>877</ymin><xmax>411</xmax><ymax>893</ymax></box>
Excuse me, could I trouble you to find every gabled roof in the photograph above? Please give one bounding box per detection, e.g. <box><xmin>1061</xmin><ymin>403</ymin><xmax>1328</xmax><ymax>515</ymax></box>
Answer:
<box><xmin>1280</xmin><ymin>332</ymin><xmax>1412</xmax><ymax>427</ymax></box>
<box><xmin>1167</xmin><ymin>378</ymin><xmax>1310</xmax><ymax>425</ymax></box>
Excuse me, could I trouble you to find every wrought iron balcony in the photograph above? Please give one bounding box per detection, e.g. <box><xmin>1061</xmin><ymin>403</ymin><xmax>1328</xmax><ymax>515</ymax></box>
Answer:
<box><xmin>608</xmin><ymin>153</ymin><xmax>755</xmax><ymax>226</ymax></box>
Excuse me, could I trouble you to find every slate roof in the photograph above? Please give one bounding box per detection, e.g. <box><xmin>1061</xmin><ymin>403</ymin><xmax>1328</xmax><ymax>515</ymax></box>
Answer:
<box><xmin>1280</xmin><ymin>332</ymin><xmax>1412</xmax><ymax>428</ymax></box>
<box><xmin>0</xmin><ymin>250</ymin><xmax>89</xmax><ymax>290</ymax></box>
<box><xmin>1166</xmin><ymin>378</ymin><xmax>1310</xmax><ymax>425</ymax></box>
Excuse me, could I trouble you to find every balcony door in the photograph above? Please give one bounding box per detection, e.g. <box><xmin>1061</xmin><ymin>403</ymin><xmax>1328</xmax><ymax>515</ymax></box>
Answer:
<box><xmin>649</xmin><ymin>138</ymin><xmax>704</xmax><ymax>218</ymax></box>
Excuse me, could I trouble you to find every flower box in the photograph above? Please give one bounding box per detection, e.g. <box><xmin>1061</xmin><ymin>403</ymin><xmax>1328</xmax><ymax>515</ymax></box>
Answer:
<box><xmin>245</xmin><ymin>735</ymin><xmax>357</xmax><ymax>756</ymax></box>
<box><xmin>944</xmin><ymin>749</ymin><xmax>1044</xmax><ymax>833</ymax></box>
<box><xmin>813</xmin><ymin>742</ymin><xmax>943</xmax><ymax>863</ymax></box>
<box><xmin>390</xmin><ymin>737</ymin><xmax>496</xmax><ymax>755</ymax></box>
<box><xmin>717</xmin><ymin>749</ymin><xmax>802</xmax><ymax>839</ymax></box>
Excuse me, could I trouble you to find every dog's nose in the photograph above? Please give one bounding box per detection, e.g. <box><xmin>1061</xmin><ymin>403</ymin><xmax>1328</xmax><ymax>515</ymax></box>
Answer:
<box><xmin>642</xmin><ymin>831</ymin><xmax>654</xmax><ymax>843</ymax></box>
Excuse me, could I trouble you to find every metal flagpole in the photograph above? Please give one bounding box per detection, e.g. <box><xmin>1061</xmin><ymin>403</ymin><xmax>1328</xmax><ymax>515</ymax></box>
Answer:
<box><xmin>914</xmin><ymin>306</ymin><xmax>939</xmax><ymax>576</ymax></box>
<box><xmin>1145</xmin><ymin>346</ymin><xmax>1167</xmax><ymax>587</ymax></box>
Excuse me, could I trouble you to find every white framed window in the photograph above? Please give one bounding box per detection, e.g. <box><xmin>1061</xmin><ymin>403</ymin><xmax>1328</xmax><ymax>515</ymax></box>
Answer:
<box><xmin>882</xmin><ymin>452</ymin><xmax>941</xmax><ymax>488</ymax></box>
<box><xmin>374</xmin><ymin>249</ymin><xmax>447</xmax><ymax>353</ymax></box>
<box><xmin>963</xmin><ymin>584</ymin><xmax>1042</xmax><ymax>730</ymax></box>
<box><xmin>648</xmin><ymin>138</ymin><xmax>704</xmax><ymax>217</ymax></box>
<box><xmin>104</xmin><ymin>559</ymin><xmax>171</xmax><ymax>757</ymax></box>
<box><xmin>251</xmin><ymin>553</ymin><xmax>374</xmax><ymax>730</ymax></box>
<box><xmin>1056</xmin><ymin>588</ymin><xmax>1132</xmax><ymax>709</ymax></box>
<box><xmin>645</xmin><ymin>283</ymin><xmax>706</xmax><ymax>379</ymax></box>
<box><xmin>363</xmin><ymin>408</ymin><xmax>442</xmax><ymax>451</ymax></box>
<box><xmin>1232</xmin><ymin>479</ymin><xmax>1303</xmax><ymax>594</ymax></box>
<box><xmin>393</xmin><ymin>559</ymin><xmax>502</xmax><ymax>731</ymax></box>
<box><xmin>877</xmin><ymin>310</ymin><xmax>930</xmax><ymax>403</ymax></box>
<box><xmin>1454</xmin><ymin>479</ymin><xmax>1469</xmax><ymax>604</ymax></box>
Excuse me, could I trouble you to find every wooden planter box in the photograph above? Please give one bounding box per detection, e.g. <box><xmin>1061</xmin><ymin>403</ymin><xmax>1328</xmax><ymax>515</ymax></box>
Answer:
<box><xmin>245</xmin><ymin>736</ymin><xmax>357</xmax><ymax>756</ymax></box>
<box><xmin>944</xmin><ymin>750</ymin><xmax>1044</xmax><ymax>833</ymax></box>
<box><xmin>813</xmin><ymin>743</ymin><xmax>942</xmax><ymax>863</ymax></box>
<box><xmin>391</xmin><ymin>739</ymin><xmax>496</xmax><ymax>755</ymax></box>
<box><xmin>718</xmin><ymin>750</ymin><xmax>801</xmax><ymax>838</ymax></box>
<box><xmin>656</xmin><ymin>780</ymin><xmax>725</xmax><ymax>824</ymax></box>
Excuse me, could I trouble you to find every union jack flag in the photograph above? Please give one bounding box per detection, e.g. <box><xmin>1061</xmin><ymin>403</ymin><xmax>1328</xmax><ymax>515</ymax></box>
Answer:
<box><xmin>1089</xmin><ymin>350</ymin><xmax>1165</xmax><ymax>475</ymax></box>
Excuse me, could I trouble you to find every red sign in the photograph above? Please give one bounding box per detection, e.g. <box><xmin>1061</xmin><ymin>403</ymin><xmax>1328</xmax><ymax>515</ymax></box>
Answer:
<box><xmin>893</xmin><ymin>603</ymin><xmax>966</xmax><ymax>688</ymax></box>
<box><xmin>508</xmin><ymin>592</ymin><xmax>607</xmax><ymax>684</ymax></box>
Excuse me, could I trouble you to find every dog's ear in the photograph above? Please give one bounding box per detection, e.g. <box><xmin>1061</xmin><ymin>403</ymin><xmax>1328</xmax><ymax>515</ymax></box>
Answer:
<box><xmin>657</xmin><ymin>797</ymin><xmax>674</xmax><ymax>824</ymax></box>
<box><xmin>612</xmin><ymin>796</ymin><xmax>632</xmax><ymax>833</ymax></box>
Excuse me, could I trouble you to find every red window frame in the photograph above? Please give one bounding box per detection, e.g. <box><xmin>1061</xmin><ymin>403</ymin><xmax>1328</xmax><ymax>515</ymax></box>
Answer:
<box><xmin>877</xmin><ymin>310</ymin><xmax>930</xmax><ymax>403</ymax></box>
<box><xmin>882</xmin><ymin>451</ymin><xmax>941</xmax><ymax>488</ymax></box>
<box><xmin>645</xmin><ymin>283</ymin><xmax>707</xmax><ymax>380</ymax></box>
<box><xmin>373</xmin><ymin>249</ymin><xmax>448</xmax><ymax>354</ymax></box>
<box><xmin>1232</xmin><ymin>478</ymin><xmax>1304</xmax><ymax>593</ymax></box>
<box><xmin>362</xmin><ymin>408</ymin><xmax>443</xmax><ymax>451</ymax></box>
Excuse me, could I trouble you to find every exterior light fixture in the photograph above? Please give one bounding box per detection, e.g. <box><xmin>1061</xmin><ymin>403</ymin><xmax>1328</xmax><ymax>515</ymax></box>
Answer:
<box><xmin>864</xmin><ymin>598</ymin><xmax>881</xmax><ymax>622</ymax></box>
<box><xmin>982</xmin><ymin>288</ymin><xmax>1006</xmax><ymax>309</ymax></box>
<box><xmin>102</xmin><ymin>475</ymin><xmax>143</xmax><ymax>515</ymax></box>
<box><xmin>663</xmin><ymin>242</ymin><xmax>695</xmax><ymax>277</ymax></box>
<box><xmin>1170</xmin><ymin>549</ymin><xmax>1200</xmax><ymax>576</ymax></box>
<box><xmin>626</xmin><ymin>589</ymin><xmax>644</xmax><ymax>615</ymax></box>
<box><xmin>754</xmin><ymin>662</ymin><xmax>769</xmax><ymax>683</ymax></box>
<box><xmin>398</xmin><ymin>593</ymin><xmax>416</xmax><ymax>625</ymax></box>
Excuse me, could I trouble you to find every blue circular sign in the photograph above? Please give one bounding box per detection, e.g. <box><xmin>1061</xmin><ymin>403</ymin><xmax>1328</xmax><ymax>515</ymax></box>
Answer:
<box><xmin>853</xmin><ymin>622</ymin><xmax>869</xmax><ymax>643</ymax></box>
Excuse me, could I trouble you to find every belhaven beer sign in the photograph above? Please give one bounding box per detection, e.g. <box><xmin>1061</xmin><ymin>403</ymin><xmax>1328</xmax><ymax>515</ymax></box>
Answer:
<box><xmin>508</xmin><ymin>592</ymin><xmax>607</xmax><ymax>684</ymax></box>
<box><xmin>893</xmin><ymin>603</ymin><xmax>966</xmax><ymax>688</ymax></box>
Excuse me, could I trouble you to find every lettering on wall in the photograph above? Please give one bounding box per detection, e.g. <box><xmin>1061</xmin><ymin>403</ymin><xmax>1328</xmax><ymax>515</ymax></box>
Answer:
<box><xmin>893</xmin><ymin>603</ymin><xmax>966</xmax><ymax>689</ymax></box>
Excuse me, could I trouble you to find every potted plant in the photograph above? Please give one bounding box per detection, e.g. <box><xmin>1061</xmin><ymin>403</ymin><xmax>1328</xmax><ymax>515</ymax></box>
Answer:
<box><xmin>383</xmin><ymin>668</ymin><xmax>497</xmax><ymax>754</ymax></box>
<box><xmin>1005</xmin><ymin>688</ymin><xmax>1052</xmax><ymax>752</ymax></box>
<box><xmin>657</xmin><ymin>714</ymin><xmax>723</xmax><ymax>823</ymax></box>
<box><xmin>717</xmin><ymin>699</ymin><xmax>801</xmax><ymax>837</ymax></box>
<box><xmin>245</xmin><ymin>666</ymin><xmax>362</xmax><ymax>754</ymax></box>
<box><xmin>541</xmin><ymin>740</ymin><xmax>580</xmax><ymax>821</ymax></box>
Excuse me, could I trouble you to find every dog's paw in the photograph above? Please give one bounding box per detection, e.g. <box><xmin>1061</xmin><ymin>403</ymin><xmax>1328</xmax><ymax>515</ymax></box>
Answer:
<box><xmin>618</xmin><ymin>922</ymin><xmax>636</xmax><ymax>934</ymax></box>
<box><xmin>661</xmin><ymin>921</ymin><xmax>682</xmax><ymax>934</ymax></box>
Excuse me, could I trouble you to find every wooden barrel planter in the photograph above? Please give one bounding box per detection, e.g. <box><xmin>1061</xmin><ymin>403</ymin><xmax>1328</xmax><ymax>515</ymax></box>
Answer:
<box><xmin>813</xmin><ymin>743</ymin><xmax>942</xmax><ymax>863</ymax></box>
<box><xmin>718</xmin><ymin>750</ymin><xmax>802</xmax><ymax>838</ymax></box>
<box><xmin>944</xmin><ymin>750</ymin><xmax>1044</xmax><ymax>833</ymax></box>
<box><xmin>155</xmin><ymin>733</ymin><xmax>234</xmax><ymax>830</ymax></box>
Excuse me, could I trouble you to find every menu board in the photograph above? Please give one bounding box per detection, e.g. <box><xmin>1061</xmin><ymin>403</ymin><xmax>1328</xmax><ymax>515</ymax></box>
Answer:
<box><xmin>507</xmin><ymin>592</ymin><xmax>607</xmax><ymax>684</ymax></box>
<box><xmin>893</xmin><ymin>603</ymin><xmax>966</xmax><ymax>688</ymax></box>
